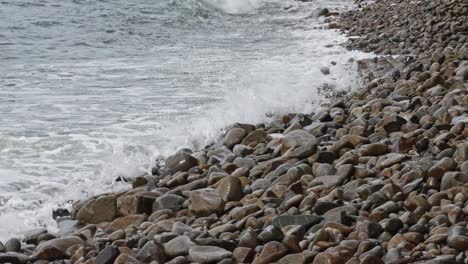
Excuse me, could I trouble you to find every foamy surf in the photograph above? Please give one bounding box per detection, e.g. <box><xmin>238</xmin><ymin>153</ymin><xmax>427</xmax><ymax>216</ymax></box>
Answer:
<box><xmin>0</xmin><ymin>0</ymin><xmax>370</xmax><ymax>240</ymax></box>
<box><xmin>201</xmin><ymin>0</ymin><xmax>263</xmax><ymax>14</ymax></box>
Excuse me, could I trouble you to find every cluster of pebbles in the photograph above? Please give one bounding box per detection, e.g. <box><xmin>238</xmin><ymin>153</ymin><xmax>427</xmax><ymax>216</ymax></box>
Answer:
<box><xmin>1</xmin><ymin>0</ymin><xmax>467</xmax><ymax>263</ymax></box>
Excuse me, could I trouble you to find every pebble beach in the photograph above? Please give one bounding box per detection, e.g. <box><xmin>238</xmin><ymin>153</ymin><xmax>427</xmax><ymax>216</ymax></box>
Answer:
<box><xmin>0</xmin><ymin>0</ymin><xmax>467</xmax><ymax>263</ymax></box>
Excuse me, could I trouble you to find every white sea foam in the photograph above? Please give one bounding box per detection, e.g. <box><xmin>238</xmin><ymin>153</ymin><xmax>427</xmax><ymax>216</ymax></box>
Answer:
<box><xmin>202</xmin><ymin>0</ymin><xmax>263</xmax><ymax>14</ymax></box>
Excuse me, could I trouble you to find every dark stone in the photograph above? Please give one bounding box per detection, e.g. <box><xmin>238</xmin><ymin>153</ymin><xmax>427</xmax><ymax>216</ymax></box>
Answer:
<box><xmin>318</xmin><ymin>8</ymin><xmax>329</xmax><ymax>16</ymax></box>
<box><xmin>384</xmin><ymin>218</ymin><xmax>404</xmax><ymax>234</ymax></box>
<box><xmin>258</xmin><ymin>225</ymin><xmax>284</xmax><ymax>243</ymax></box>
<box><xmin>313</xmin><ymin>201</ymin><xmax>340</xmax><ymax>215</ymax></box>
<box><xmin>95</xmin><ymin>246</ymin><xmax>119</xmax><ymax>264</ymax></box>
<box><xmin>23</xmin><ymin>228</ymin><xmax>48</xmax><ymax>245</ymax></box>
<box><xmin>447</xmin><ymin>226</ymin><xmax>468</xmax><ymax>251</ymax></box>
<box><xmin>136</xmin><ymin>241</ymin><xmax>165</xmax><ymax>263</ymax></box>
<box><xmin>356</xmin><ymin>220</ymin><xmax>383</xmax><ymax>238</ymax></box>
<box><xmin>224</xmin><ymin>128</ymin><xmax>247</xmax><ymax>148</ymax></box>
<box><xmin>4</xmin><ymin>238</ymin><xmax>21</xmax><ymax>253</ymax></box>
<box><xmin>53</xmin><ymin>209</ymin><xmax>71</xmax><ymax>220</ymax></box>
<box><xmin>315</xmin><ymin>151</ymin><xmax>338</xmax><ymax>164</ymax></box>
<box><xmin>153</xmin><ymin>194</ymin><xmax>185</xmax><ymax>212</ymax></box>
<box><xmin>320</xmin><ymin>67</ymin><xmax>330</xmax><ymax>75</ymax></box>
<box><xmin>33</xmin><ymin>236</ymin><xmax>86</xmax><ymax>260</ymax></box>
<box><xmin>0</xmin><ymin>253</ymin><xmax>20</xmax><ymax>264</ymax></box>
<box><xmin>382</xmin><ymin>116</ymin><xmax>407</xmax><ymax>133</ymax></box>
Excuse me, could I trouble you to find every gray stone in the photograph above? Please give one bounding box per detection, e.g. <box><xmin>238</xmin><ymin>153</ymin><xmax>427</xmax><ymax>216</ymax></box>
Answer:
<box><xmin>108</xmin><ymin>229</ymin><xmax>125</xmax><ymax>241</ymax></box>
<box><xmin>136</xmin><ymin>241</ymin><xmax>165</xmax><ymax>263</ymax></box>
<box><xmin>447</xmin><ymin>226</ymin><xmax>468</xmax><ymax>251</ymax></box>
<box><xmin>23</xmin><ymin>228</ymin><xmax>47</xmax><ymax>245</ymax></box>
<box><xmin>167</xmin><ymin>256</ymin><xmax>189</xmax><ymax>264</ymax></box>
<box><xmin>455</xmin><ymin>143</ymin><xmax>468</xmax><ymax>162</ymax></box>
<box><xmin>233</xmin><ymin>157</ymin><xmax>256</xmax><ymax>169</ymax></box>
<box><xmin>320</xmin><ymin>67</ymin><xmax>330</xmax><ymax>75</ymax></box>
<box><xmin>281</xmin><ymin>130</ymin><xmax>317</xmax><ymax>155</ymax></box>
<box><xmin>251</xmin><ymin>178</ymin><xmax>271</xmax><ymax>191</ymax></box>
<box><xmin>0</xmin><ymin>252</ymin><xmax>28</xmax><ymax>264</ymax></box>
<box><xmin>172</xmin><ymin>222</ymin><xmax>193</xmax><ymax>235</ymax></box>
<box><xmin>310</xmin><ymin>175</ymin><xmax>347</xmax><ymax>188</ymax></box>
<box><xmin>318</xmin><ymin>8</ymin><xmax>329</xmax><ymax>16</ymax></box>
<box><xmin>315</xmin><ymin>164</ymin><xmax>336</xmax><ymax>177</ymax></box>
<box><xmin>189</xmin><ymin>246</ymin><xmax>232</xmax><ymax>263</ymax></box>
<box><xmin>239</xmin><ymin>232</ymin><xmax>258</xmax><ymax>249</ymax></box>
<box><xmin>233</xmin><ymin>144</ymin><xmax>254</xmax><ymax>157</ymax></box>
<box><xmin>428</xmin><ymin>157</ymin><xmax>457</xmax><ymax>179</ymax></box>
<box><xmin>95</xmin><ymin>245</ymin><xmax>119</xmax><ymax>264</ymax></box>
<box><xmin>258</xmin><ymin>225</ymin><xmax>284</xmax><ymax>243</ymax></box>
<box><xmin>164</xmin><ymin>236</ymin><xmax>196</xmax><ymax>257</ymax></box>
<box><xmin>284</xmin><ymin>142</ymin><xmax>317</xmax><ymax>158</ymax></box>
<box><xmin>207</xmin><ymin>148</ymin><xmax>235</xmax><ymax>165</ymax></box>
<box><xmin>359</xmin><ymin>143</ymin><xmax>389</xmax><ymax>156</ymax></box>
<box><xmin>272</xmin><ymin>215</ymin><xmax>323</xmax><ymax>230</ymax></box>
<box><xmin>252</xmin><ymin>241</ymin><xmax>287</xmax><ymax>264</ymax></box>
<box><xmin>189</xmin><ymin>188</ymin><xmax>225</xmax><ymax>216</ymax></box>
<box><xmin>241</xmin><ymin>129</ymin><xmax>267</xmax><ymax>147</ymax></box>
<box><xmin>75</xmin><ymin>195</ymin><xmax>117</xmax><ymax>224</ymax></box>
<box><xmin>376</xmin><ymin>153</ymin><xmax>407</xmax><ymax>169</ymax></box>
<box><xmin>224</xmin><ymin>128</ymin><xmax>247</xmax><ymax>148</ymax></box>
<box><xmin>313</xmin><ymin>201</ymin><xmax>340</xmax><ymax>215</ymax></box>
<box><xmin>4</xmin><ymin>238</ymin><xmax>21</xmax><ymax>253</ymax></box>
<box><xmin>153</xmin><ymin>194</ymin><xmax>185</xmax><ymax>211</ymax></box>
<box><xmin>216</xmin><ymin>176</ymin><xmax>244</xmax><ymax>202</ymax></box>
<box><xmin>165</xmin><ymin>151</ymin><xmax>199</xmax><ymax>172</ymax></box>
<box><xmin>33</xmin><ymin>236</ymin><xmax>86</xmax><ymax>260</ymax></box>
<box><xmin>356</xmin><ymin>220</ymin><xmax>383</xmax><ymax>238</ymax></box>
<box><xmin>384</xmin><ymin>218</ymin><xmax>404</xmax><ymax>234</ymax></box>
<box><xmin>314</xmin><ymin>151</ymin><xmax>338</xmax><ymax>163</ymax></box>
<box><xmin>441</xmin><ymin>172</ymin><xmax>468</xmax><ymax>190</ymax></box>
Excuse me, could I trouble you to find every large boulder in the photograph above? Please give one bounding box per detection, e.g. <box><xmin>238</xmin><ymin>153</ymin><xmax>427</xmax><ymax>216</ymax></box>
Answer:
<box><xmin>4</xmin><ymin>238</ymin><xmax>21</xmax><ymax>252</ymax></box>
<box><xmin>164</xmin><ymin>236</ymin><xmax>196</xmax><ymax>257</ymax></box>
<box><xmin>241</xmin><ymin>129</ymin><xmax>267</xmax><ymax>147</ymax></box>
<box><xmin>153</xmin><ymin>193</ymin><xmax>185</xmax><ymax>211</ymax></box>
<box><xmin>216</xmin><ymin>176</ymin><xmax>244</xmax><ymax>202</ymax></box>
<box><xmin>165</xmin><ymin>151</ymin><xmax>199</xmax><ymax>172</ymax></box>
<box><xmin>281</xmin><ymin>130</ymin><xmax>317</xmax><ymax>155</ymax></box>
<box><xmin>224</xmin><ymin>128</ymin><xmax>247</xmax><ymax>148</ymax></box>
<box><xmin>207</xmin><ymin>148</ymin><xmax>235</xmax><ymax>165</ymax></box>
<box><xmin>75</xmin><ymin>195</ymin><xmax>117</xmax><ymax>224</ymax></box>
<box><xmin>189</xmin><ymin>188</ymin><xmax>225</xmax><ymax>216</ymax></box>
<box><xmin>33</xmin><ymin>236</ymin><xmax>86</xmax><ymax>260</ymax></box>
<box><xmin>116</xmin><ymin>191</ymin><xmax>159</xmax><ymax>216</ymax></box>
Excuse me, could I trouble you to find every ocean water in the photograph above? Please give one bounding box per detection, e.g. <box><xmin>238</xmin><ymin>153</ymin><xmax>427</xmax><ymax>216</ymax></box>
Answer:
<box><xmin>0</xmin><ymin>0</ymin><xmax>368</xmax><ymax>240</ymax></box>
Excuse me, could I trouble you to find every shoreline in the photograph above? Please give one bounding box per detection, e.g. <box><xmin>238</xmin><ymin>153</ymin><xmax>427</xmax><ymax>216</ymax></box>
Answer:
<box><xmin>1</xmin><ymin>0</ymin><xmax>467</xmax><ymax>263</ymax></box>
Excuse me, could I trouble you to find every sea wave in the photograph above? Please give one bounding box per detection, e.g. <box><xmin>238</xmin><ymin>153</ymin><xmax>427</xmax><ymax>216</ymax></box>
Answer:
<box><xmin>0</xmin><ymin>0</ymin><xmax>369</xmax><ymax>240</ymax></box>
